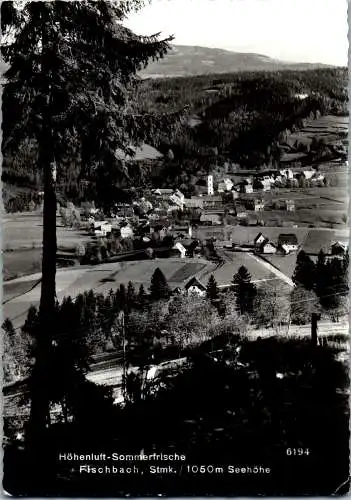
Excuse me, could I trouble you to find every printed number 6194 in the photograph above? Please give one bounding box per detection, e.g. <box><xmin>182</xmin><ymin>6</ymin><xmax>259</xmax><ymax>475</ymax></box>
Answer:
<box><xmin>286</xmin><ymin>448</ymin><xmax>310</xmax><ymax>456</ymax></box>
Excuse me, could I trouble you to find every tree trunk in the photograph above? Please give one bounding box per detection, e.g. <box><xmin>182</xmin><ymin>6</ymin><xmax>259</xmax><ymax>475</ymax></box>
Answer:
<box><xmin>28</xmin><ymin>134</ymin><xmax>57</xmax><ymax>440</ymax></box>
<box><xmin>28</xmin><ymin>6</ymin><xmax>57</xmax><ymax>445</ymax></box>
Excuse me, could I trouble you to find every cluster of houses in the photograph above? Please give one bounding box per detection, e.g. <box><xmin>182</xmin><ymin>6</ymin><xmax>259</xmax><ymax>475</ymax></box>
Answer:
<box><xmin>253</xmin><ymin>232</ymin><xmax>299</xmax><ymax>255</ymax></box>
<box><xmin>200</xmin><ymin>167</ymin><xmax>325</xmax><ymax>197</ymax></box>
<box><xmin>80</xmin><ymin>158</ymin><xmax>329</xmax><ymax>242</ymax></box>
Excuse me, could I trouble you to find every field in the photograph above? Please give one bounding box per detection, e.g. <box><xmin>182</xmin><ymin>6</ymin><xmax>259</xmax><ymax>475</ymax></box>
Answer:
<box><xmin>287</xmin><ymin>114</ymin><xmax>348</xmax><ymax>146</ymax></box>
<box><xmin>3</xmin><ymin>249</ymin><xmax>42</xmax><ymax>281</ymax></box>
<box><xmin>3</xmin><ymin>213</ymin><xmax>92</xmax><ymax>281</ymax></box>
<box><xmin>212</xmin><ymin>252</ymin><xmax>275</xmax><ymax>285</ymax></box>
<box><xmin>3</xmin><ymin>214</ymin><xmax>89</xmax><ymax>251</ymax></box>
<box><xmin>301</xmin><ymin>228</ymin><xmax>349</xmax><ymax>255</ymax></box>
<box><xmin>3</xmin><ymin>251</ymin><xmax>282</xmax><ymax>329</ymax></box>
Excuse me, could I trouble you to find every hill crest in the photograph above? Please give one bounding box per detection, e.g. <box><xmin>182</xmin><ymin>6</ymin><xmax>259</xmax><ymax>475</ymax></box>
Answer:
<box><xmin>140</xmin><ymin>44</ymin><xmax>331</xmax><ymax>78</ymax></box>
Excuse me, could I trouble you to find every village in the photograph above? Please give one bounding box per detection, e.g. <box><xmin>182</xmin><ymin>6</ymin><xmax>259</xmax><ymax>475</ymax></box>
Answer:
<box><xmin>80</xmin><ymin>148</ymin><xmax>348</xmax><ymax>290</ymax></box>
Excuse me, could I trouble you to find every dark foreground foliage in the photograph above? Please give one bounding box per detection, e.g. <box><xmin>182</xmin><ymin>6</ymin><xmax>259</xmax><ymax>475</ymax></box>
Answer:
<box><xmin>4</xmin><ymin>337</ymin><xmax>349</xmax><ymax>496</ymax></box>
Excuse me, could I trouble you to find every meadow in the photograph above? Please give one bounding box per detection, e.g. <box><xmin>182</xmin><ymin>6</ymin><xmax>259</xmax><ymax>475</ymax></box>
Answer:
<box><xmin>3</xmin><ymin>213</ymin><xmax>92</xmax><ymax>280</ymax></box>
<box><xmin>3</xmin><ymin>214</ymin><xmax>89</xmax><ymax>251</ymax></box>
<box><xmin>287</xmin><ymin>114</ymin><xmax>348</xmax><ymax>146</ymax></box>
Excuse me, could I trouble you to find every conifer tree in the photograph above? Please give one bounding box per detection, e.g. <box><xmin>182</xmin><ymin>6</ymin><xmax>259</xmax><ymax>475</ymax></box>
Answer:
<box><xmin>232</xmin><ymin>266</ymin><xmax>257</xmax><ymax>315</ymax></box>
<box><xmin>206</xmin><ymin>274</ymin><xmax>219</xmax><ymax>301</ymax></box>
<box><xmin>292</xmin><ymin>251</ymin><xmax>316</xmax><ymax>290</ymax></box>
<box><xmin>2</xmin><ymin>0</ymin><xmax>184</xmax><ymax>438</ymax></box>
<box><xmin>126</xmin><ymin>281</ymin><xmax>137</xmax><ymax>312</ymax></box>
<box><xmin>315</xmin><ymin>249</ymin><xmax>326</xmax><ymax>293</ymax></box>
<box><xmin>150</xmin><ymin>268</ymin><xmax>170</xmax><ymax>300</ymax></box>
<box><xmin>137</xmin><ymin>283</ymin><xmax>146</xmax><ymax>308</ymax></box>
<box><xmin>117</xmin><ymin>283</ymin><xmax>127</xmax><ymax>311</ymax></box>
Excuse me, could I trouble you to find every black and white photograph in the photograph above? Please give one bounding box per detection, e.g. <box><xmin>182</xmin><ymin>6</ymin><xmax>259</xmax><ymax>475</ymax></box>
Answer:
<box><xmin>1</xmin><ymin>0</ymin><xmax>349</xmax><ymax>496</ymax></box>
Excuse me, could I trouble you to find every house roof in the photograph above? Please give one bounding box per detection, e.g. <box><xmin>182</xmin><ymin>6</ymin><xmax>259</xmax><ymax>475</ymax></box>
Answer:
<box><xmin>153</xmin><ymin>188</ymin><xmax>174</xmax><ymax>195</ymax></box>
<box><xmin>200</xmin><ymin>214</ymin><xmax>222</xmax><ymax>222</ymax></box>
<box><xmin>202</xmin><ymin>195</ymin><xmax>223</xmax><ymax>202</ymax></box>
<box><xmin>278</xmin><ymin>233</ymin><xmax>298</xmax><ymax>245</ymax></box>
<box><xmin>184</xmin><ymin>277</ymin><xmax>206</xmax><ymax>291</ymax></box>
<box><xmin>254</xmin><ymin>232</ymin><xmax>267</xmax><ymax>243</ymax></box>
<box><xmin>261</xmin><ymin>241</ymin><xmax>276</xmax><ymax>248</ymax></box>
<box><xmin>173</xmin><ymin>242</ymin><xmax>186</xmax><ymax>252</ymax></box>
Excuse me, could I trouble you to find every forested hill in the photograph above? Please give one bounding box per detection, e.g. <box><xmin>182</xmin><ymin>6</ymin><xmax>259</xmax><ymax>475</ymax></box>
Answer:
<box><xmin>140</xmin><ymin>45</ymin><xmax>332</xmax><ymax>78</ymax></box>
<box><xmin>2</xmin><ymin>67</ymin><xmax>347</xmax><ymax>208</ymax></box>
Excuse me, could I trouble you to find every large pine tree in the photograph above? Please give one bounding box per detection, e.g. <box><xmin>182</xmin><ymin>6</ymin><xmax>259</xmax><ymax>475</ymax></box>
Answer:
<box><xmin>232</xmin><ymin>266</ymin><xmax>257</xmax><ymax>315</ymax></box>
<box><xmin>292</xmin><ymin>251</ymin><xmax>316</xmax><ymax>290</ymax></box>
<box><xmin>150</xmin><ymin>267</ymin><xmax>170</xmax><ymax>300</ymax></box>
<box><xmin>206</xmin><ymin>274</ymin><xmax>219</xmax><ymax>301</ymax></box>
<box><xmin>1</xmin><ymin>0</ymin><xmax>183</xmax><ymax>441</ymax></box>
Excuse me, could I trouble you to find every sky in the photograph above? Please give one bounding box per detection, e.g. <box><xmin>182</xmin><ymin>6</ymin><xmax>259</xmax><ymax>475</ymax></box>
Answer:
<box><xmin>125</xmin><ymin>0</ymin><xmax>348</xmax><ymax>66</ymax></box>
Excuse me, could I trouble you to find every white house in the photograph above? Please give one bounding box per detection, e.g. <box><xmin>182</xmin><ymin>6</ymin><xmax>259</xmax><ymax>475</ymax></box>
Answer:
<box><xmin>278</xmin><ymin>234</ymin><xmax>299</xmax><ymax>253</ymax></box>
<box><xmin>94</xmin><ymin>221</ymin><xmax>112</xmax><ymax>236</ymax></box>
<box><xmin>311</xmin><ymin>173</ymin><xmax>325</xmax><ymax>184</ymax></box>
<box><xmin>218</xmin><ymin>178</ymin><xmax>234</xmax><ymax>193</ymax></box>
<box><xmin>167</xmin><ymin>204</ymin><xmax>180</xmax><ymax>213</ymax></box>
<box><xmin>261</xmin><ymin>242</ymin><xmax>277</xmax><ymax>254</ymax></box>
<box><xmin>254</xmin><ymin>232</ymin><xmax>268</xmax><ymax>247</ymax></box>
<box><xmin>295</xmin><ymin>92</ymin><xmax>309</xmax><ymax>100</ymax></box>
<box><xmin>184</xmin><ymin>277</ymin><xmax>207</xmax><ymax>297</ymax></box>
<box><xmin>261</xmin><ymin>178</ymin><xmax>271</xmax><ymax>192</ymax></box>
<box><xmin>173</xmin><ymin>242</ymin><xmax>186</xmax><ymax>258</ymax></box>
<box><xmin>240</xmin><ymin>184</ymin><xmax>253</xmax><ymax>194</ymax></box>
<box><xmin>120</xmin><ymin>224</ymin><xmax>134</xmax><ymax>239</ymax></box>
<box><xmin>170</xmin><ymin>189</ymin><xmax>185</xmax><ymax>209</ymax></box>
<box><xmin>302</xmin><ymin>169</ymin><xmax>316</xmax><ymax>180</ymax></box>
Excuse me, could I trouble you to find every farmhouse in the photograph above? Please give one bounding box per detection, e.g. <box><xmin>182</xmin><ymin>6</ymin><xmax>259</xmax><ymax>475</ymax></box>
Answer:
<box><xmin>169</xmin><ymin>189</ymin><xmax>185</xmax><ymax>209</ymax></box>
<box><xmin>260</xmin><ymin>241</ymin><xmax>277</xmax><ymax>254</ymax></box>
<box><xmin>184</xmin><ymin>277</ymin><xmax>207</xmax><ymax>297</ymax></box>
<box><xmin>284</xmin><ymin>199</ymin><xmax>295</xmax><ymax>211</ymax></box>
<box><xmin>93</xmin><ymin>221</ymin><xmax>112</xmax><ymax>237</ymax></box>
<box><xmin>278</xmin><ymin>234</ymin><xmax>299</xmax><ymax>253</ymax></box>
<box><xmin>120</xmin><ymin>224</ymin><xmax>134</xmax><ymax>239</ymax></box>
<box><xmin>218</xmin><ymin>178</ymin><xmax>234</xmax><ymax>193</ymax></box>
<box><xmin>243</xmin><ymin>199</ymin><xmax>265</xmax><ymax>211</ymax></box>
<box><xmin>254</xmin><ymin>232</ymin><xmax>268</xmax><ymax>247</ymax></box>
<box><xmin>240</xmin><ymin>183</ymin><xmax>253</xmax><ymax>194</ymax></box>
<box><xmin>302</xmin><ymin>168</ymin><xmax>316</xmax><ymax>180</ymax></box>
